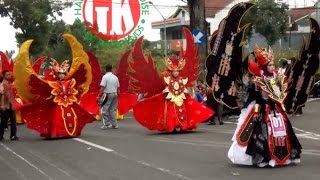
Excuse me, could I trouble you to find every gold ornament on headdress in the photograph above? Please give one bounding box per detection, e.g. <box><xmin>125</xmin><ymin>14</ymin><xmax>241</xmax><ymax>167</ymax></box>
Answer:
<box><xmin>49</xmin><ymin>58</ymin><xmax>70</xmax><ymax>74</ymax></box>
<box><xmin>164</xmin><ymin>57</ymin><xmax>186</xmax><ymax>71</ymax></box>
<box><xmin>254</xmin><ymin>44</ymin><xmax>274</xmax><ymax>65</ymax></box>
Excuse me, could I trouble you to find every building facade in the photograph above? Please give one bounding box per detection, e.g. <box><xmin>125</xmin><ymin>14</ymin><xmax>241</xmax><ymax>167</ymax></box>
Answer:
<box><xmin>151</xmin><ymin>0</ymin><xmax>316</xmax><ymax>53</ymax></box>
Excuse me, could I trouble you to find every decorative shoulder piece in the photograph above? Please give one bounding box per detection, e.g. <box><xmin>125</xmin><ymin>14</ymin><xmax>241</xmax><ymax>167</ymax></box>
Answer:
<box><xmin>253</xmin><ymin>74</ymin><xmax>288</xmax><ymax>105</ymax></box>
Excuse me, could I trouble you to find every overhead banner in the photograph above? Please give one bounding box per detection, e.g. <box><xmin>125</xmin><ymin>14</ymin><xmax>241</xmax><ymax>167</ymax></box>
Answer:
<box><xmin>73</xmin><ymin>0</ymin><xmax>150</xmax><ymax>47</ymax></box>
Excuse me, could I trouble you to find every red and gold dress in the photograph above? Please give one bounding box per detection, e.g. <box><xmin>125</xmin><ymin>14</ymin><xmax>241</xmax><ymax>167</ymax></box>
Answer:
<box><xmin>134</xmin><ymin>75</ymin><xmax>214</xmax><ymax>132</ymax></box>
<box><xmin>128</xmin><ymin>28</ymin><xmax>214</xmax><ymax>132</ymax></box>
<box><xmin>21</xmin><ymin>79</ymin><xmax>95</xmax><ymax>138</ymax></box>
<box><xmin>14</xmin><ymin>34</ymin><xmax>95</xmax><ymax>138</ymax></box>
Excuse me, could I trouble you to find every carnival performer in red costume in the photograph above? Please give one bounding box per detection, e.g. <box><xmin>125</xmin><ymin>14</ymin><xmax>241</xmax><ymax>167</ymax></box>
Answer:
<box><xmin>228</xmin><ymin>46</ymin><xmax>302</xmax><ymax>167</ymax></box>
<box><xmin>13</xmin><ymin>34</ymin><xmax>96</xmax><ymax>139</ymax></box>
<box><xmin>129</xmin><ymin>28</ymin><xmax>214</xmax><ymax>132</ymax></box>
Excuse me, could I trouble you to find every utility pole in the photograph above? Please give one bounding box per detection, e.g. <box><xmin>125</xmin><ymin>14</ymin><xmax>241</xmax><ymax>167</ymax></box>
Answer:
<box><xmin>149</xmin><ymin>1</ymin><xmax>167</xmax><ymax>56</ymax></box>
<box><xmin>187</xmin><ymin>0</ymin><xmax>207</xmax><ymax>64</ymax></box>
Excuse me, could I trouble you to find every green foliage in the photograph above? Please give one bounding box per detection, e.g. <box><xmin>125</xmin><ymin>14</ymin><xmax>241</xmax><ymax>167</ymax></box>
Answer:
<box><xmin>43</xmin><ymin>20</ymin><xmax>71</xmax><ymax>62</ymax></box>
<box><xmin>68</xmin><ymin>18</ymin><xmax>106</xmax><ymax>53</ymax></box>
<box><xmin>97</xmin><ymin>46</ymin><xmax>132</xmax><ymax>68</ymax></box>
<box><xmin>0</xmin><ymin>0</ymin><xmax>71</xmax><ymax>57</ymax></box>
<box><xmin>316</xmin><ymin>67</ymin><xmax>320</xmax><ymax>76</ymax></box>
<box><xmin>273</xmin><ymin>49</ymin><xmax>298</xmax><ymax>67</ymax></box>
<box><xmin>43</xmin><ymin>19</ymin><xmax>100</xmax><ymax>62</ymax></box>
<box><xmin>154</xmin><ymin>56</ymin><xmax>166</xmax><ymax>73</ymax></box>
<box><xmin>0</xmin><ymin>0</ymin><xmax>169</xmax><ymax>71</ymax></box>
<box><xmin>242</xmin><ymin>0</ymin><xmax>289</xmax><ymax>46</ymax></box>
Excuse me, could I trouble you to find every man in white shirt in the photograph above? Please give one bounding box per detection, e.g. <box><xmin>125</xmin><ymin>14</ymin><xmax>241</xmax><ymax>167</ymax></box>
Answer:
<box><xmin>278</xmin><ymin>60</ymin><xmax>288</xmax><ymax>75</ymax></box>
<box><xmin>97</xmin><ymin>64</ymin><xmax>120</xmax><ymax>129</ymax></box>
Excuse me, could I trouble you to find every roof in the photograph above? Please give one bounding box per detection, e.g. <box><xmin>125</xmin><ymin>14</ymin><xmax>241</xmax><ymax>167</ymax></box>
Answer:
<box><xmin>151</xmin><ymin>17</ymin><xmax>190</xmax><ymax>28</ymax></box>
<box><xmin>152</xmin><ymin>0</ymin><xmax>235</xmax><ymax>27</ymax></box>
<box><xmin>170</xmin><ymin>6</ymin><xmax>188</xmax><ymax>18</ymax></box>
<box><xmin>205</xmin><ymin>0</ymin><xmax>235</xmax><ymax>17</ymax></box>
<box><xmin>288</xmin><ymin>7</ymin><xmax>315</xmax><ymax>22</ymax></box>
<box><xmin>152</xmin><ymin>17</ymin><xmax>185</xmax><ymax>26</ymax></box>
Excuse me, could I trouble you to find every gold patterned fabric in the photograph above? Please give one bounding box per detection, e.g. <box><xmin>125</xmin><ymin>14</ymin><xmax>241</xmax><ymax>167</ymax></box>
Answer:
<box><xmin>163</xmin><ymin>76</ymin><xmax>189</xmax><ymax>107</ymax></box>
<box><xmin>253</xmin><ymin>74</ymin><xmax>288</xmax><ymax>106</ymax></box>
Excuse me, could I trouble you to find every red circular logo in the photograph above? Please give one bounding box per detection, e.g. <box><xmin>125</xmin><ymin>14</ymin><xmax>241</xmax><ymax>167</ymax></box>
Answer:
<box><xmin>83</xmin><ymin>0</ymin><xmax>141</xmax><ymax>41</ymax></box>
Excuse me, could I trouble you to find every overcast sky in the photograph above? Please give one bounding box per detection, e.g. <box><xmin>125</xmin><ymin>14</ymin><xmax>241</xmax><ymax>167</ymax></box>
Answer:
<box><xmin>0</xmin><ymin>0</ymin><xmax>316</xmax><ymax>56</ymax></box>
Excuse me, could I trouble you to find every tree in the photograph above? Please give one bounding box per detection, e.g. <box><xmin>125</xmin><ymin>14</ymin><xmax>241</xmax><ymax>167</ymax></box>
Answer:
<box><xmin>44</xmin><ymin>20</ymin><xmax>72</xmax><ymax>62</ymax></box>
<box><xmin>243</xmin><ymin>0</ymin><xmax>289</xmax><ymax>46</ymax></box>
<box><xmin>68</xmin><ymin>19</ymin><xmax>106</xmax><ymax>53</ymax></box>
<box><xmin>187</xmin><ymin>0</ymin><xmax>207</xmax><ymax>63</ymax></box>
<box><xmin>40</xmin><ymin>18</ymin><xmax>104</xmax><ymax>62</ymax></box>
<box><xmin>0</xmin><ymin>0</ymin><xmax>72</xmax><ymax>57</ymax></box>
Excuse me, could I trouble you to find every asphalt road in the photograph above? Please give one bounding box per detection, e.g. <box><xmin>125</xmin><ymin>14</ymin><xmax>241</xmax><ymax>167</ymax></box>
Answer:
<box><xmin>1</xmin><ymin>99</ymin><xmax>320</xmax><ymax>180</ymax></box>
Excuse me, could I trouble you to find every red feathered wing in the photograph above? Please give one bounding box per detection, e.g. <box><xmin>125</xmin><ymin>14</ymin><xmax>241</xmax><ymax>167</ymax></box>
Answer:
<box><xmin>79</xmin><ymin>51</ymin><xmax>102</xmax><ymax>115</ymax></box>
<box><xmin>0</xmin><ymin>51</ymin><xmax>14</xmax><ymax>72</ymax></box>
<box><xmin>32</xmin><ymin>56</ymin><xmax>47</xmax><ymax>74</ymax></box>
<box><xmin>179</xmin><ymin>28</ymin><xmax>200</xmax><ymax>87</ymax></box>
<box><xmin>129</xmin><ymin>36</ymin><xmax>163</xmax><ymax>98</ymax></box>
<box><xmin>28</xmin><ymin>74</ymin><xmax>52</xmax><ymax>102</ymax></box>
<box><xmin>118</xmin><ymin>50</ymin><xmax>131</xmax><ymax>93</ymax></box>
<box><xmin>118</xmin><ymin>50</ymin><xmax>138</xmax><ymax>115</ymax></box>
<box><xmin>44</xmin><ymin>69</ymin><xmax>56</xmax><ymax>81</ymax></box>
<box><xmin>86</xmin><ymin>51</ymin><xmax>102</xmax><ymax>94</ymax></box>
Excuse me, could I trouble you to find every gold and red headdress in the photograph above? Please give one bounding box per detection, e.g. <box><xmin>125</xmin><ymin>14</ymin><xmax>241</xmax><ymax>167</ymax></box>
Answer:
<box><xmin>49</xmin><ymin>58</ymin><xmax>70</xmax><ymax>75</ymax></box>
<box><xmin>253</xmin><ymin>45</ymin><xmax>274</xmax><ymax>66</ymax></box>
<box><xmin>164</xmin><ymin>55</ymin><xmax>186</xmax><ymax>71</ymax></box>
<box><xmin>248</xmin><ymin>45</ymin><xmax>275</xmax><ymax>76</ymax></box>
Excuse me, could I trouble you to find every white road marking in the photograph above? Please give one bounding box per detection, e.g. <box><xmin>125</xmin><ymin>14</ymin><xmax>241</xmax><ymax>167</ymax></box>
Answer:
<box><xmin>150</xmin><ymin>138</ymin><xmax>230</xmax><ymax>148</ymax></box>
<box><xmin>0</xmin><ymin>142</ymin><xmax>55</xmax><ymax>180</ymax></box>
<box><xmin>73</xmin><ymin>138</ymin><xmax>114</xmax><ymax>152</ymax></box>
<box><xmin>296</xmin><ymin>133</ymin><xmax>320</xmax><ymax>140</ymax></box>
<box><xmin>293</xmin><ymin>127</ymin><xmax>320</xmax><ymax>141</ymax></box>
<box><xmin>73</xmin><ymin>138</ymin><xmax>192</xmax><ymax>180</ymax></box>
<box><xmin>149</xmin><ymin>137</ymin><xmax>320</xmax><ymax>157</ymax></box>
<box><xmin>26</xmin><ymin>149</ymin><xmax>78</xmax><ymax>180</ymax></box>
<box><xmin>222</xmin><ymin>121</ymin><xmax>237</xmax><ymax>124</ymax></box>
<box><xmin>302</xmin><ymin>149</ymin><xmax>320</xmax><ymax>156</ymax></box>
<box><xmin>307</xmin><ymin>98</ymin><xmax>320</xmax><ymax>102</ymax></box>
<box><xmin>113</xmin><ymin>151</ymin><xmax>192</xmax><ymax>180</ymax></box>
<box><xmin>292</xmin><ymin>127</ymin><xmax>320</xmax><ymax>137</ymax></box>
<box><xmin>0</xmin><ymin>154</ymin><xmax>27</xmax><ymax>180</ymax></box>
